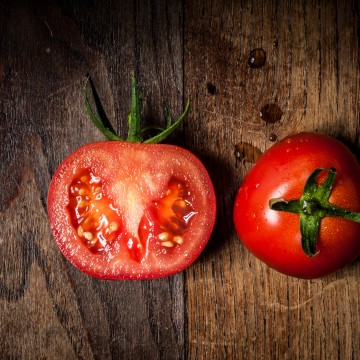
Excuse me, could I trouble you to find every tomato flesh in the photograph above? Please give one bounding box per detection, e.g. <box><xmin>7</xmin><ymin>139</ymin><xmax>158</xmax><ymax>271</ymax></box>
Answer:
<box><xmin>48</xmin><ymin>141</ymin><xmax>216</xmax><ymax>280</ymax></box>
<box><xmin>68</xmin><ymin>168</ymin><xmax>196</xmax><ymax>259</ymax></box>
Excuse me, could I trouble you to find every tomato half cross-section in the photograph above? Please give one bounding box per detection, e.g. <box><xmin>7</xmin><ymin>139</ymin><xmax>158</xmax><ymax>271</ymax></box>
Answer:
<box><xmin>233</xmin><ymin>132</ymin><xmax>360</xmax><ymax>279</ymax></box>
<box><xmin>48</xmin><ymin>77</ymin><xmax>216</xmax><ymax>280</ymax></box>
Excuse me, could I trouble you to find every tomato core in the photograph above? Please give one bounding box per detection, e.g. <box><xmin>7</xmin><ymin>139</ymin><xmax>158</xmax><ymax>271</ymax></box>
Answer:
<box><xmin>67</xmin><ymin>168</ymin><xmax>196</xmax><ymax>261</ymax></box>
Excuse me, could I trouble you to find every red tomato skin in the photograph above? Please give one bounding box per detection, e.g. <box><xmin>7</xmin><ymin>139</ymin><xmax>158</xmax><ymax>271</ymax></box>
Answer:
<box><xmin>233</xmin><ymin>132</ymin><xmax>360</xmax><ymax>279</ymax></box>
<box><xmin>48</xmin><ymin>142</ymin><xmax>216</xmax><ymax>280</ymax></box>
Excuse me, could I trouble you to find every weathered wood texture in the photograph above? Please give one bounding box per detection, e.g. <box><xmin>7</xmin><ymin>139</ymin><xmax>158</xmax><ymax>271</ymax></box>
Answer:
<box><xmin>0</xmin><ymin>0</ymin><xmax>359</xmax><ymax>359</ymax></box>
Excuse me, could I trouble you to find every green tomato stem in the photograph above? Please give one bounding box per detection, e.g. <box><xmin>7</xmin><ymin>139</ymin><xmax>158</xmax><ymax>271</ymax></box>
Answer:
<box><xmin>83</xmin><ymin>76</ymin><xmax>122</xmax><ymax>141</ymax></box>
<box><xmin>127</xmin><ymin>76</ymin><xmax>143</xmax><ymax>142</ymax></box>
<box><xmin>269</xmin><ymin>167</ymin><xmax>360</xmax><ymax>257</ymax></box>
<box><xmin>83</xmin><ymin>75</ymin><xmax>190</xmax><ymax>144</ymax></box>
<box><xmin>144</xmin><ymin>100</ymin><xmax>190</xmax><ymax>144</ymax></box>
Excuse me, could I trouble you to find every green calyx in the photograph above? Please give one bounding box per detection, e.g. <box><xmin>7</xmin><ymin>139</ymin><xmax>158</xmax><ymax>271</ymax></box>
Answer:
<box><xmin>269</xmin><ymin>168</ymin><xmax>360</xmax><ymax>257</ymax></box>
<box><xmin>83</xmin><ymin>75</ymin><xmax>190</xmax><ymax>143</ymax></box>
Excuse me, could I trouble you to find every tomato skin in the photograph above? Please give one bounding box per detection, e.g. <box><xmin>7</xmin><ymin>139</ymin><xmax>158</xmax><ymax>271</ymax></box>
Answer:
<box><xmin>233</xmin><ymin>132</ymin><xmax>360</xmax><ymax>279</ymax></box>
<box><xmin>48</xmin><ymin>141</ymin><xmax>216</xmax><ymax>280</ymax></box>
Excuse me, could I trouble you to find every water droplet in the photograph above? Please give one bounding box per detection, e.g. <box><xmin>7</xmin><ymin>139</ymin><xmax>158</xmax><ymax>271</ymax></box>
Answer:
<box><xmin>269</xmin><ymin>133</ymin><xmax>277</xmax><ymax>142</ymax></box>
<box><xmin>234</xmin><ymin>142</ymin><xmax>263</xmax><ymax>163</ymax></box>
<box><xmin>234</xmin><ymin>148</ymin><xmax>242</xmax><ymax>161</ymax></box>
<box><xmin>260</xmin><ymin>103</ymin><xmax>283</xmax><ymax>124</ymax></box>
<box><xmin>207</xmin><ymin>82</ymin><xmax>217</xmax><ymax>95</ymax></box>
<box><xmin>248</xmin><ymin>48</ymin><xmax>266</xmax><ymax>68</ymax></box>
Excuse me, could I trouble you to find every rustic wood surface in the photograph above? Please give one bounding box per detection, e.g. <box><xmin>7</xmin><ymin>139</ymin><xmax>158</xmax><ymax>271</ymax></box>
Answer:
<box><xmin>1</xmin><ymin>0</ymin><xmax>359</xmax><ymax>359</ymax></box>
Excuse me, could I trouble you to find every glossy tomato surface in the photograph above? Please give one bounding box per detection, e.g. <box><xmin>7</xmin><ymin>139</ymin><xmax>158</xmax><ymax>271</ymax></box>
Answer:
<box><xmin>233</xmin><ymin>132</ymin><xmax>360</xmax><ymax>279</ymax></box>
<box><xmin>48</xmin><ymin>142</ymin><xmax>216</xmax><ymax>280</ymax></box>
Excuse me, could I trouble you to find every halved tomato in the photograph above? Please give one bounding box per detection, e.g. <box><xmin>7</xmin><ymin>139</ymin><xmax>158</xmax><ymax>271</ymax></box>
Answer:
<box><xmin>48</xmin><ymin>142</ymin><xmax>215</xmax><ymax>279</ymax></box>
<box><xmin>47</xmin><ymin>77</ymin><xmax>216</xmax><ymax>280</ymax></box>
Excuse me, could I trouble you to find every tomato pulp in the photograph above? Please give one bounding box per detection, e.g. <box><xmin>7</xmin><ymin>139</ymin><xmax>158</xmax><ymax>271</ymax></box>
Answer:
<box><xmin>48</xmin><ymin>141</ymin><xmax>216</xmax><ymax>279</ymax></box>
<box><xmin>233</xmin><ymin>132</ymin><xmax>360</xmax><ymax>279</ymax></box>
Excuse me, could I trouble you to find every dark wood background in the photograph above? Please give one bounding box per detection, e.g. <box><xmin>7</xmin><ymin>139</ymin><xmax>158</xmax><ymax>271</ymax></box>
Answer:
<box><xmin>1</xmin><ymin>0</ymin><xmax>359</xmax><ymax>359</ymax></box>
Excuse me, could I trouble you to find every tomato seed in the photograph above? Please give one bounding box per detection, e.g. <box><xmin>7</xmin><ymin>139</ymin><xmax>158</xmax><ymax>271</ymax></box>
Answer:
<box><xmin>172</xmin><ymin>199</ymin><xmax>189</xmax><ymax>218</ymax></box>
<box><xmin>109</xmin><ymin>222</ymin><xmax>119</xmax><ymax>232</ymax></box>
<box><xmin>158</xmin><ymin>231</ymin><xmax>171</xmax><ymax>242</ymax></box>
<box><xmin>174</xmin><ymin>199</ymin><xmax>187</xmax><ymax>208</ymax></box>
<box><xmin>83</xmin><ymin>231</ymin><xmax>93</xmax><ymax>241</ymax></box>
<box><xmin>89</xmin><ymin>239</ymin><xmax>98</xmax><ymax>247</ymax></box>
<box><xmin>161</xmin><ymin>241</ymin><xmax>175</xmax><ymax>248</ymax></box>
<box><xmin>79</xmin><ymin>188</ymin><xmax>88</xmax><ymax>196</ymax></box>
<box><xmin>77</xmin><ymin>226</ymin><xmax>84</xmax><ymax>237</ymax></box>
<box><xmin>173</xmin><ymin>235</ymin><xmax>184</xmax><ymax>245</ymax></box>
<box><xmin>78</xmin><ymin>200</ymin><xmax>88</xmax><ymax>208</ymax></box>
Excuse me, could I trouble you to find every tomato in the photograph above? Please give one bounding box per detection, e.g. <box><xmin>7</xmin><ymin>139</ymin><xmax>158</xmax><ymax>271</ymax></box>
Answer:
<box><xmin>233</xmin><ymin>132</ymin><xmax>360</xmax><ymax>279</ymax></box>
<box><xmin>48</xmin><ymin>142</ymin><xmax>215</xmax><ymax>279</ymax></box>
<box><xmin>47</xmin><ymin>77</ymin><xmax>216</xmax><ymax>280</ymax></box>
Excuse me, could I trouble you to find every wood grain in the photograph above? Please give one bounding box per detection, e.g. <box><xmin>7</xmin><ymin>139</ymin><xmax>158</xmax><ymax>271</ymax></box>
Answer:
<box><xmin>184</xmin><ymin>1</ymin><xmax>360</xmax><ymax>359</ymax></box>
<box><xmin>0</xmin><ymin>0</ymin><xmax>359</xmax><ymax>359</ymax></box>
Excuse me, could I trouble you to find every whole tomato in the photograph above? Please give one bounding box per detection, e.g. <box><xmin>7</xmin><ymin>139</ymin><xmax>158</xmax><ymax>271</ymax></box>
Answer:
<box><xmin>48</xmin><ymin>77</ymin><xmax>216</xmax><ymax>280</ymax></box>
<box><xmin>233</xmin><ymin>132</ymin><xmax>360</xmax><ymax>279</ymax></box>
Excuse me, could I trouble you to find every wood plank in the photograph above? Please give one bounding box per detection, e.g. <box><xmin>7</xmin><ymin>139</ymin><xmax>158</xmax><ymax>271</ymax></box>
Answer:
<box><xmin>184</xmin><ymin>0</ymin><xmax>360</xmax><ymax>359</ymax></box>
<box><xmin>0</xmin><ymin>0</ymin><xmax>359</xmax><ymax>359</ymax></box>
<box><xmin>0</xmin><ymin>1</ymin><xmax>185</xmax><ymax>359</ymax></box>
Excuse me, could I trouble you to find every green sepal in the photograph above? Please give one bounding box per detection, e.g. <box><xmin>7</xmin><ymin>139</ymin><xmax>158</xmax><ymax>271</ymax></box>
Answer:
<box><xmin>83</xmin><ymin>76</ymin><xmax>122</xmax><ymax>141</ymax></box>
<box><xmin>269</xmin><ymin>167</ymin><xmax>360</xmax><ymax>257</ymax></box>
<box><xmin>300</xmin><ymin>213</ymin><xmax>320</xmax><ymax>257</ymax></box>
<box><xmin>269</xmin><ymin>198</ymin><xmax>301</xmax><ymax>214</ymax></box>
<box><xmin>127</xmin><ymin>76</ymin><xmax>143</xmax><ymax>142</ymax></box>
<box><xmin>144</xmin><ymin>100</ymin><xmax>190</xmax><ymax>144</ymax></box>
<box><xmin>83</xmin><ymin>75</ymin><xmax>189</xmax><ymax>144</ymax></box>
<box><xmin>302</xmin><ymin>167</ymin><xmax>336</xmax><ymax>202</ymax></box>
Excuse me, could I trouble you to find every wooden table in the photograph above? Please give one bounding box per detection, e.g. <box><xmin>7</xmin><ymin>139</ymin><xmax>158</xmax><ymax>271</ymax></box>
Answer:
<box><xmin>1</xmin><ymin>1</ymin><xmax>359</xmax><ymax>359</ymax></box>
